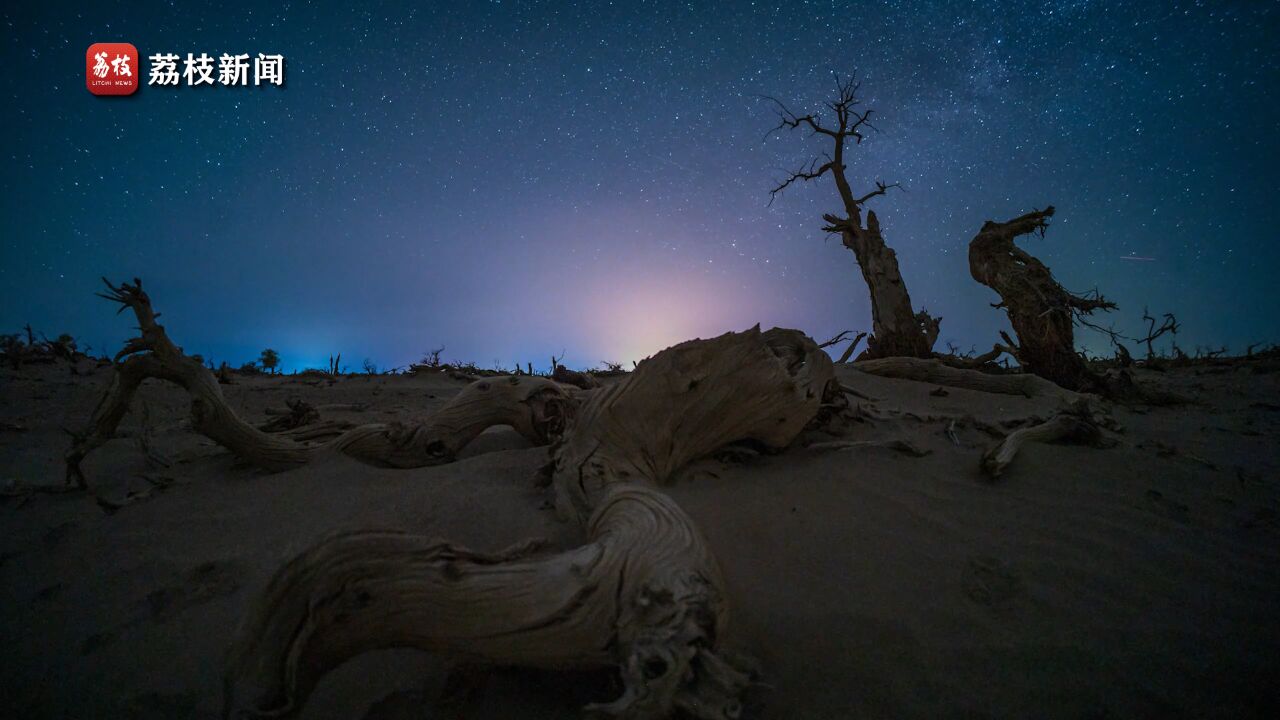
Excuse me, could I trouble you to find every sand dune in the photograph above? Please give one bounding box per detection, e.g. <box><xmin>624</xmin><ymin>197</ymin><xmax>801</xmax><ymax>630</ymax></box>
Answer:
<box><xmin>1</xmin><ymin>360</ymin><xmax>1277</xmax><ymax>718</ymax></box>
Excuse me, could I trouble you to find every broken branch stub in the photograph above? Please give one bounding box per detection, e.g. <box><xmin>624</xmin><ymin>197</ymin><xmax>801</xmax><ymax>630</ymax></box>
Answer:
<box><xmin>225</xmin><ymin>326</ymin><xmax>833</xmax><ymax>719</ymax></box>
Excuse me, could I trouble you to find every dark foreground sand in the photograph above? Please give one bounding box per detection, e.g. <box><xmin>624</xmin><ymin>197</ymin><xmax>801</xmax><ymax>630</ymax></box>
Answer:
<box><xmin>1</xmin><ymin>359</ymin><xmax>1278</xmax><ymax>718</ymax></box>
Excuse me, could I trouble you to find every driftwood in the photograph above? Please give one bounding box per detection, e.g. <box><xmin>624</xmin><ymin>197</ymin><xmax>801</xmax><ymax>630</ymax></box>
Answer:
<box><xmin>980</xmin><ymin>401</ymin><xmax>1115</xmax><ymax>479</ymax></box>
<box><xmin>852</xmin><ymin>356</ymin><xmax>1081</xmax><ymax>401</ymax></box>
<box><xmin>549</xmin><ymin>327</ymin><xmax>835</xmax><ymax>525</ymax></box>
<box><xmin>765</xmin><ymin>75</ymin><xmax>937</xmax><ymax>359</ymax></box>
<box><xmin>65</xmin><ymin>279</ymin><xmax>575</xmax><ymax>487</ymax></box>
<box><xmin>968</xmin><ymin>207</ymin><xmax>1115</xmax><ymax>391</ymax></box>
<box><xmin>326</xmin><ymin>376</ymin><xmax>573</xmax><ymax>468</ymax></box>
<box><xmin>224</xmin><ymin>326</ymin><xmax>835</xmax><ymax>719</ymax></box>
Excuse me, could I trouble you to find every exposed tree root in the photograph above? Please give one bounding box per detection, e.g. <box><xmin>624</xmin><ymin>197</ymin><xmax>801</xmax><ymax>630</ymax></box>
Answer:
<box><xmin>225</xmin><ymin>326</ymin><xmax>833</xmax><ymax>719</ymax></box>
<box><xmin>65</xmin><ymin>279</ymin><xmax>576</xmax><ymax>487</ymax></box>
<box><xmin>980</xmin><ymin>401</ymin><xmax>1117</xmax><ymax>479</ymax></box>
<box><xmin>852</xmin><ymin>356</ymin><xmax>1081</xmax><ymax>401</ymax></box>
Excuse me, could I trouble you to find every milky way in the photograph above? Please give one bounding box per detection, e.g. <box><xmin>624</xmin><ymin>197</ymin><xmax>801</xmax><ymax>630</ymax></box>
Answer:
<box><xmin>3</xmin><ymin>1</ymin><xmax>1277</xmax><ymax>370</ymax></box>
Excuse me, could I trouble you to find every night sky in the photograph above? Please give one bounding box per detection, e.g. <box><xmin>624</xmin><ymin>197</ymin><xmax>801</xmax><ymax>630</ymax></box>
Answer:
<box><xmin>3</xmin><ymin>1</ymin><xmax>1277</xmax><ymax>372</ymax></box>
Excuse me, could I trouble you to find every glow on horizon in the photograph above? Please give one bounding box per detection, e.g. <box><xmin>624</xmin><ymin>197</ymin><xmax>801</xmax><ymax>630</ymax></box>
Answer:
<box><xmin>570</xmin><ymin>264</ymin><xmax>767</xmax><ymax>367</ymax></box>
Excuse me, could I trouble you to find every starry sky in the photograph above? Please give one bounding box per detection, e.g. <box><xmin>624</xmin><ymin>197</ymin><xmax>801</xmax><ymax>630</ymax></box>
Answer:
<box><xmin>3</xmin><ymin>1</ymin><xmax>1278</xmax><ymax>372</ymax></box>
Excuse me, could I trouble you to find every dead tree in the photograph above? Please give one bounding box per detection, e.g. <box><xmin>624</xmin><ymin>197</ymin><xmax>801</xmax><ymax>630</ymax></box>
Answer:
<box><xmin>1137</xmin><ymin>307</ymin><xmax>1180</xmax><ymax>361</ymax></box>
<box><xmin>225</xmin><ymin>326</ymin><xmax>835</xmax><ymax>719</ymax></box>
<box><xmin>765</xmin><ymin>74</ymin><xmax>938</xmax><ymax>359</ymax></box>
<box><xmin>65</xmin><ymin>279</ymin><xmax>575</xmax><ymax>487</ymax></box>
<box><xmin>968</xmin><ymin>207</ymin><xmax>1116</xmax><ymax>391</ymax></box>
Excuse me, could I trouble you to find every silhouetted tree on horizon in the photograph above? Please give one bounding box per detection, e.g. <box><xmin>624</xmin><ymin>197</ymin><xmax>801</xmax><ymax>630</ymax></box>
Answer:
<box><xmin>764</xmin><ymin>73</ymin><xmax>939</xmax><ymax>360</ymax></box>
<box><xmin>258</xmin><ymin>348</ymin><xmax>280</xmax><ymax>375</ymax></box>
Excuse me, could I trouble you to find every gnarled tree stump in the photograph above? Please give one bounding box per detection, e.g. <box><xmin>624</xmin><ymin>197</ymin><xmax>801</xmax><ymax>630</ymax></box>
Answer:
<box><xmin>968</xmin><ymin>207</ymin><xmax>1115</xmax><ymax>391</ymax></box>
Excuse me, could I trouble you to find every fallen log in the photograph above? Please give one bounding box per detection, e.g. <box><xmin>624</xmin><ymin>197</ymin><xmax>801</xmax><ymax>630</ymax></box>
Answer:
<box><xmin>852</xmin><ymin>356</ymin><xmax>1081</xmax><ymax>401</ymax></box>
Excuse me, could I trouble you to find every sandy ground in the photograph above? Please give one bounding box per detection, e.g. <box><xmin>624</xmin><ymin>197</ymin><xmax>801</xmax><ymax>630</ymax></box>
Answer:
<box><xmin>1</xmin><ymin>359</ymin><xmax>1278</xmax><ymax>718</ymax></box>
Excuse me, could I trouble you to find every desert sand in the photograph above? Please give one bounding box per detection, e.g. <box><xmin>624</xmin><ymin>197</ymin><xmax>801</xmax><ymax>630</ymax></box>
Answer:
<box><xmin>2</xmin><ymin>351</ymin><xmax>1278</xmax><ymax>718</ymax></box>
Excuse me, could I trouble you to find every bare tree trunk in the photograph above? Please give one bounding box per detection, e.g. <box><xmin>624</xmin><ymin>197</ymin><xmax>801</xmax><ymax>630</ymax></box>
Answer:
<box><xmin>835</xmin><ymin>211</ymin><xmax>936</xmax><ymax>358</ymax></box>
<box><xmin>225</xmin><ymin>326</ymin><xmax>835</xmax><ymax>719</ymax></box>
<box><xmin>968</xmin><ymin>207</ymin><xmax>1115</xmax><ymax>391</ymax></box>
<box><xmin>766</xmin><ymin>75</ymin><xmax>938</xmax><ymax>359</ymax></box>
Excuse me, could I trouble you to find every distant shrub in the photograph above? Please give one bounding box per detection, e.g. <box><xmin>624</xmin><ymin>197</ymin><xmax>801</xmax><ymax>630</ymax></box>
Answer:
<box><xmin>259</xmin><ymin>348</ymin><xmax>281</xmax><ymax>374</ymax></box>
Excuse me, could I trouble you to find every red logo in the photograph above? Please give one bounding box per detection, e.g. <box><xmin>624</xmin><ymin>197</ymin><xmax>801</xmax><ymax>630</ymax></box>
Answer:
<box><xmin>86</xmin><ymin>43</ymin><xmax>139</xmax><ymax>95</ymax></box>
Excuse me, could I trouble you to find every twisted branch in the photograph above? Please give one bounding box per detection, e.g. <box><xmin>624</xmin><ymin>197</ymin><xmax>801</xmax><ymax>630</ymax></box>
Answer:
<box><xmin>66</xmin><ymin>279</ymin><xmax>575</xmax><ymax>487</ymax></box>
